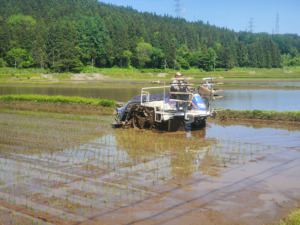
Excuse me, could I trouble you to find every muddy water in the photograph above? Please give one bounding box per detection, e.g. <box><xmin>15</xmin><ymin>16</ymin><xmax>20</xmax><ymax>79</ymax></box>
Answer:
<box><xmin>0</xmin><ymin>109</ymin><xmax>299</xmax><ymax>225</ymax></box>
<box><xmin>1</xmin><ymin>84</ymin><xmax>300</xmax><ymax>111</ymax></box>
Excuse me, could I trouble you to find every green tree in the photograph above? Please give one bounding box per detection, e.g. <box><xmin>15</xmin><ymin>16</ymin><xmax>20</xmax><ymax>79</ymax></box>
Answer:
<box><xmin>7</xmin><ymin>14</ymin><xmax>36</xmax><ymax>27</ymax></box>
<box><xmin>189</xmin><ymin>50</ymin><xmax>204</xmax><ymax>68</ymax></box>
<box><xmin>136</xmin><ymin>42</ymin><xmax>152</xmax><ymax>68</ymax></box>
<box><xmin>5</xmin><ymin>48</ymin><xmax>34</xmax><ymax>68</ymax></box>
<box><xmin>0</xmin><ymin>58</ymin><xmax>6</xmax><ymax>67</ymax></box>
<box><xmin>46</xmin><ymin>22</ymin><xmax>82</xmax><ymax>72</ymax></box>
<box><xmin>75</xmin><ymin>16</ymin><xmax>110</xmax><ymax>67</ymax></box>
<box><xmin>150</xmin><ymin>47</ymin><xmax>165</xmax><ymax>69</ymax></box>
<box><xmin>7</xmin><ymin>14</ymin><xmax>37</xmax><ymax>51</ymax></box>
<box><xmin>0</xmin><ymin>0</ymin><xmax>299</xmax><ymax>71</ymax></box>
<box><xmin>176</xmin><ymin>45</ymin><xmax>191</xmax><ymax>69</ymax></box>
<box><xmin>289</xmin><ymin>57</ymin><xmax>300</xmax><ymax>66</ymax></box>
<box><xmin>204</xmin><ymin>47</ymin><xmax>217</xmax><ymax>71</ymax></box>
<box><xmin>122</xmin><ymin>50</ymin><xmax>132</xmax><ymax>68</ymax></box>
<box><xmin>236</xmin><ymin>42</ymin><xmax>248</xmax><ymax>67</ymax></box>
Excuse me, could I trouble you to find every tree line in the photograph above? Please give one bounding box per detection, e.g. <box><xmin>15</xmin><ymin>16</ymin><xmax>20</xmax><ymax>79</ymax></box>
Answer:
<box><xmin>0</xmin><ymin>0</ymin><xmax>299</xmax><ymax>72</ymax></box>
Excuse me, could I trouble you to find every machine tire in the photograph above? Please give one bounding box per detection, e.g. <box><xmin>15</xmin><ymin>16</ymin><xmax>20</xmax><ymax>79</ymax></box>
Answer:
<box><xmin>131</xmin><ymin>106</ymin><xmax>154</xmax><ymax>130</ymax></box>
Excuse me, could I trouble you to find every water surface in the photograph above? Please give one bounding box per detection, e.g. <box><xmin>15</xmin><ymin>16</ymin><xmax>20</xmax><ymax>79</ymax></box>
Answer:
<box><xmin>1</xmin><ymin>85</ymin><xmax>300</xmax><ymax>111</ymax></box>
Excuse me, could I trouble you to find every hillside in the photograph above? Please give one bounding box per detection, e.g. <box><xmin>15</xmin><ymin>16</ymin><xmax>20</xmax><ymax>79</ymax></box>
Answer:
<box><xmin>0</xmin><ymin>0</ymin><xmax>299</xmax><ymax>72</ymax></box>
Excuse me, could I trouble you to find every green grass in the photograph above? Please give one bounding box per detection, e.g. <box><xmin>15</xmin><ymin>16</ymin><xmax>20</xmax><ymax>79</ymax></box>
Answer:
<box><xmin>217</xmin><ymin>109</ymin><xmax>300</xmax><ymax>122</ymax></box>
<box><xmin>0</xmin><ymin>67</ymin><xmax>46</xmax><ymax>74</ymax></box>
<box><xmin>0</xmin><ymin>94</ymin><xmax>115</xmax><ymax>107</ymax></box>
<box><xmin>1</xmin><ymin>66</ymin><xmax>300</xmax><ymax>82</ymax></box>
<box><xmin>278</xmin><ymin>208</ymin><xmax>300</xmax><ymax>225</ymax></box>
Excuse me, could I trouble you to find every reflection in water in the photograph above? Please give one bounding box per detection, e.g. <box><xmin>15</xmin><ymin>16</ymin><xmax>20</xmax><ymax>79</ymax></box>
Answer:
<box><xmin>1</xmin><ymin>110</ymin><xmax>300</xmax><ymax>222</ymax></box>
<box><xmin>1</xmin><ymin>85</ymin><xmax>300</xmax><ymax>111</ymax></box>
<box><xmin>229</xmin><ymin>81</ymin><xmax>300</xmax><ymax>86</ymax></box>
<box><xmin>211</xmin><ymin>89</ymin><xmax>300</xmax><ymax>111</ymax></box>
<box><xmin>0</xmin><ymin>85</ymin><xmax>160</xmax><ymax>102</ymax></box>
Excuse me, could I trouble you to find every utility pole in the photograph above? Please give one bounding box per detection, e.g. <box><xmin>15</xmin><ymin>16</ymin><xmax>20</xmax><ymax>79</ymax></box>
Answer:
<box><xmin>213</xmin><ymin>57</ymin><xmax>216</xmax><ymax>72</ymax></box>
<box><xmin>173</xmin><ymin>59</ymin><xmax>177</xmax><ymax>71</ymax></box>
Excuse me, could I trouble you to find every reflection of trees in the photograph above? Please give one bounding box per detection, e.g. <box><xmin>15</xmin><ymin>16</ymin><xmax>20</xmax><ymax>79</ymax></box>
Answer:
<box><xmin>115</xmin><ymin>128</ymin><xmax>218</xmax><ymax>177</ymax></box>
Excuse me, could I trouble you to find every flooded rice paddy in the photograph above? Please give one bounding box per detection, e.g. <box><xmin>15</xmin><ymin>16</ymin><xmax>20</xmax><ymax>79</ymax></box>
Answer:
<box><xmin>0</xmin><ymin>109</ymin><xmax>300</xmax><ymax>225</ymax></box>
<box><xmin>2</xmin><ymin>85</ymin><xmax>300</xmax><ymax>111</ymax></box>
<box><xmin>212</xmin><ymin>89</ymin><xmax>300</xmax><ymax>111</ymax></box>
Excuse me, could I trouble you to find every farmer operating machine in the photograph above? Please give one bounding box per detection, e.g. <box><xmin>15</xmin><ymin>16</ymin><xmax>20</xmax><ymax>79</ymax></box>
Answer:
<box><xmin>112</xmin><ymin>75</ymin><xmax>216</xmax><ymax>131</ymax></box>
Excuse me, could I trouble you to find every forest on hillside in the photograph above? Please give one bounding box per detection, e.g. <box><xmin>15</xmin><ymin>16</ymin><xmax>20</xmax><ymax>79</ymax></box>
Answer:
<box><xmin>0</xmin><ymin>0</ymin><xmax>300</xmax><ymax>72</ymax></box>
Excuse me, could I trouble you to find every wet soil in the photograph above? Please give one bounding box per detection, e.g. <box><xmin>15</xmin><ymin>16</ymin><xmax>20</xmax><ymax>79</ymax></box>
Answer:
<box><xmin>0</xmin><ymin>109</ymin><xmax>300</xmax><ymax>225</ymax></box>
<box><xmin>0</xmin><ymin>100</ymin><xmax>114</xmax><ymax>115</ymax></box>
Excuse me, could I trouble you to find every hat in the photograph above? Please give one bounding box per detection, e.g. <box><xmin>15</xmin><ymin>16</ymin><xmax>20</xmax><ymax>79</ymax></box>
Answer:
<box><xmin>175</xmin><ymin>72</ymin><xmax>182</xmax><ymax>76</ymax></box>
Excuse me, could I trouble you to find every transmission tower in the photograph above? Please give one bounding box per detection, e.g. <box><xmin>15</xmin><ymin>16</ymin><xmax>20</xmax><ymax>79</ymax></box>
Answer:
<box><xmin>275</xmin><ymin>12</ymin><xmax>280</xmax><ymax>34</ymax></box>
<box><xmin>174</xmin><ymin>0</ymin><xmax>183</xmax><ymax>18</ymax></box>
<box><xmin>248</xmin><ymin>18</ymin><xmax>254</xmax><ymax>33</ymax></box>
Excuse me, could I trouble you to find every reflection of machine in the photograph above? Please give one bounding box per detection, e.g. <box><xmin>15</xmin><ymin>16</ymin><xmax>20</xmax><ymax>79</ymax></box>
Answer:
<box><xmin>112</xmin><ymin>78</ymin><xmax>216</xmax><ymax>131</ymax></box>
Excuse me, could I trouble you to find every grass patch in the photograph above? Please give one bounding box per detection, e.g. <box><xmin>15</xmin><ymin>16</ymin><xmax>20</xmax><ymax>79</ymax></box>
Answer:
<box><xmin>278</xmin><ymin>208</ymin><xmax>300</xmax><ymax>225</ymax></box>
<box><xmin>0</xmin><ymin>94</ymin><xmax>115</xmax><ymax>107</ymax></box>
<box><xmin>0</xmin><ymin>66</ymin><xmax>300</xmax><ymax>83</ymax></box>
<box><xmin>217</xmin><ymin>109</ymin><xmax>300</xmax><ymax>122</ymax></box>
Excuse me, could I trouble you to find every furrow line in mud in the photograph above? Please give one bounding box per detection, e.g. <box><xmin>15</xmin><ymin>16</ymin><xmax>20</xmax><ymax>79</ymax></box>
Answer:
<box><xmin>0</xmin><ymin>205</ymin><xmax>53</xmax><ymax>225</ymax></box>
<box><xmin>126</xmin><ymin>153</ymin><xmax>300</xmax><ymax>225</ymax></box>
<box><xmin>0</xmin><ymin>192</ymin><xmax>86</xmax><ymax>224</ymax></box>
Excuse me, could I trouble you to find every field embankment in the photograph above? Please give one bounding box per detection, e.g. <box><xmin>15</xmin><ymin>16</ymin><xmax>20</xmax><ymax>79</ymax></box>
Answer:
<box><xmin>1</xmin><ymin>67</ymin><xmax>300</xmax><ymax>84</ymax></box>
<box><xmin>0</xmin><ymin>95</ymin><xmax>115</xmax><ymax>115</ymax></box>
<box><xmin>1</xmin><ymin>95</ymin><xmax>300</xmax><ymax>123</ymax></box>
<box><xmin>276</xmin><ymin>207</ymin><xmax>300</xmax><ymax>225</ymax></box>
<box><xmin>216</xmin><ymin>109</ymin><xmax>300</xmax><ymax>123</ymax></box>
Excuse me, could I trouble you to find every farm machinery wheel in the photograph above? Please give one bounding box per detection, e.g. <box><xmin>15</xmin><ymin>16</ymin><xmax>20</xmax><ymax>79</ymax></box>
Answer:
<box><xmin>131</xmin><ymin>106</ymin><xmax>154</xmax><ymax>130</ymax></box>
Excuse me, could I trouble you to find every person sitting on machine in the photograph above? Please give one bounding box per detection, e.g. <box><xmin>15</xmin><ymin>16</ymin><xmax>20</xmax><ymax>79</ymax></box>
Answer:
<box><xmin>170</xmin><ymin>72</ymin><xmax>183</xmax><ymax>92</ymax></box>
<box><xmin>170</xmin><ymin>72</ymin><xmax>192</xmax><ymax>100</ymax></box>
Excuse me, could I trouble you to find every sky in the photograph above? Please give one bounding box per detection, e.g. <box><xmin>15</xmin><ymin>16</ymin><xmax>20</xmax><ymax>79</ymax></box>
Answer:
<box><xmin>99</xmin><ymin>0</ymin><xmax>300</xmax><ymax>35</ymax></box>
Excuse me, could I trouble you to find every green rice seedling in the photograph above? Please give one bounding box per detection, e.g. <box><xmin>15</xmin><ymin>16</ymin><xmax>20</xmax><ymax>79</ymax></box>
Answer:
<box><xmin>242</xmin><ymin>154</ymin><xmax>246</xmax><ymax>163</ymax></box>
<box><xmin>139</xmin><ymin>189</ymin><xmax>142</xmax><ymax>198</ymax></box>
<box><xmin>222</xmin><ymin>157</ymin><xmax>226</xmax><ymax>167</ymax></box>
